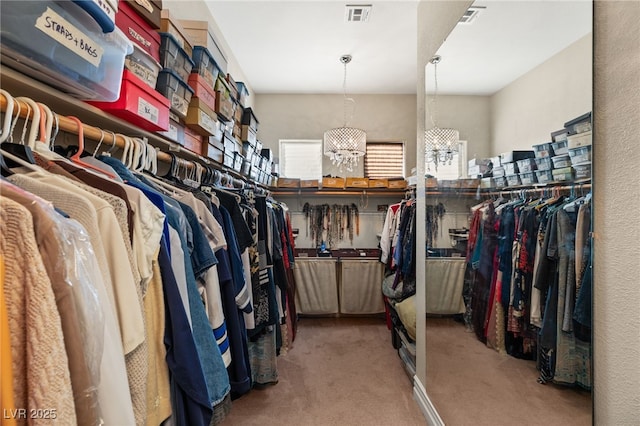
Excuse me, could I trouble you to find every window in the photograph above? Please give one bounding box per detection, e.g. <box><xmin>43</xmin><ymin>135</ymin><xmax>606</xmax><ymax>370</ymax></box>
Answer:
<box><xmin>426</xmin><ymin>140</ymin><xmax>467</xmax><ymax>180</ymax></box>
<box><xmin>279</xmin><ymin>139</ymin><xmax>323</xmax><ymax>180</ymax></box>
<box><xmin>364</xmin><ymin>142</ymin><xmax>405</xmax><ymax>178</ymax></box>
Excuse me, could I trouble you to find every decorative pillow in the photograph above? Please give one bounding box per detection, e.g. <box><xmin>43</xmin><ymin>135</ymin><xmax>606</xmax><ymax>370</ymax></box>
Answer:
<box><xmin>394</xmin><ymin>295</ymin><xmax>416</xmax><ymax>341</ymax></box>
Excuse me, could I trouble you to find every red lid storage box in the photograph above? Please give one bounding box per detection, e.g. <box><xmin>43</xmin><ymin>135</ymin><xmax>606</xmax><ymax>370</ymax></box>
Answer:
<box><xmin>88</xmin><ymin>70</ymin><xmax>170</xmax><ymax>132</ymax></box>
<box><xmin>116</xmin><ymin>0</ymin><xmax>161</xmax><ymax>61</ymax></box>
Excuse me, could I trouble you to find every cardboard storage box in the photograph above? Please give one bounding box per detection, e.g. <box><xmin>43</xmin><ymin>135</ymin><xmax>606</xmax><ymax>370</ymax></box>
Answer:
<box><xmin>187</xmin><ymin>73</ymin><xmax>217</xmax><ymax>113</ymax></box>
<box><xmin>388</xmin><ymin>179</ymin><xmax>407</xmax><ymax>189</ymax></box>
<box><xmin>322</xmin><ymin>177</ymin><xmax>345</xmax><ymax>189</ymax></box>
<box><xmin>278</xmin><ymin>178</ymin><xmax>300</xmax><ymax>188</ymax></box>
<box><xmin>346</xmin><ymin>177</ymin><xmax>369</xmax><ymax>188</ymax></box>
<box><xmin>123</xmin><ymin>0</ymin><xmax>162</xmax><ymax>29</ymax></box>
<box><xmin>160</xmin><ymin>9</ymin><xmax>192</xmax><ymax>56</ymax></box>
<box><xmin>183</xmin><ymin>125</ymin><xmax>203</xmax><ymax>154</ymax></box>
<box><xmin>241</xmin><ymin>125</ymin><xmax>257</xmax><ymax>144</ymax></box>
<box><xmin>159</xmin><ymin>112</ymin><xmax>185</xmax><ymax>145</ymax></box>
<box><xmin>184</xmin><ymin>98</ymin><xmax>218</xmax><ymax>136</ymax></box>
<box><xmin>368</xmin><ymin>179</ymin><xmax>389</xmax><ymax>188</ymax></box>
<box><xmin>204</xmin><ymin>143</ymin><xmax>223</xmax><ymax>163</ymax></box>
<box><xmin>300</xmin><ymin>179</ymin><xmax>319</xmax><ymax>188</ymax></box>
<box><xmin>438</xmin><ymin>180</ymin><xmax>460</xmax><ymax>189</ymax></box>
<box><xmin>179</xmin><ymin>19</ymin><xmax>228</xmax><ymax>73</ymax></box>
<box><xmin>459</xmin><ymin>178</ymin><xmax>481</xmax><ymax>189</ymax></box>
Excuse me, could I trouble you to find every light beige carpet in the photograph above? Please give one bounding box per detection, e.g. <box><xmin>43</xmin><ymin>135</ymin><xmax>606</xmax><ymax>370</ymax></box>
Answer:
<box><xmin>426</xmin><ymin>317</ymin><xmax>592</xmax><ymax>425</ymax></box>
<box><xmin>222</xmin><ymin>317</ymin><xmax>426</xmax><ymax>425</ymax></box>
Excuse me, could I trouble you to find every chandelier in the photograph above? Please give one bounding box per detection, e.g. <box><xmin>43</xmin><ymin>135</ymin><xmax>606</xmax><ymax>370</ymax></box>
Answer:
<box><xmin>425</xmin><ymin>55</ymin><xmax>459</xmax><ymax>172</ymax></box>
<box><xmin>324</xmin><ymin>54</ymin><xmax>366</xmax><ymax>172</ymax></box>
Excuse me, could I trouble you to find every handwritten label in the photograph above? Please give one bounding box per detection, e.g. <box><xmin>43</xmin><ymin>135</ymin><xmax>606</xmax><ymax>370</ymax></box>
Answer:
<box><xmin>138</xmin><ymin>98</ymin><xmax>159</xmax><ymax>124</ymax></box>
<box><xmin>199</xmin><ymin>110</ymin><xmax>217</xmax><ymax>135</ymax></box>
<box><xmin>161</xmin><ymin>122</ymin><xmax>178</xmax><ymax>141</ymax></box>
<box><xmin>125</xmin><ymin>58</ymin><xmax>156</xmax><ymax>88</ymax></box>
<box><xmin>35</xmin><ymin>7</ymin><xmax>104</xmax><ymax>67</ymax></box>
<box><xmin>171</xmin><ymin>93</ymin><xmax>187</xmax><ymax>116</ymax></box>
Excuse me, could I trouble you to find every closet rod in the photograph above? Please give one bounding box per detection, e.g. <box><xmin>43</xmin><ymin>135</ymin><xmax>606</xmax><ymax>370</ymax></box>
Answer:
<box><xmin>0</xmin><ymin>92</ymin><xmax>195</xmax><ymax>170</ymax></box>
<box><xmin>494</xmin><ymin>182</ymin><xmax>591</xmax><ymax>196</ymax></box>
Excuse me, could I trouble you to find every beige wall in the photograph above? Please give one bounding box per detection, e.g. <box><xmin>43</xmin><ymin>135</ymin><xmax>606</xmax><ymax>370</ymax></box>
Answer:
<box><xmin>163</xmin><ymin>1</ymin><xmax>255</xmax><ymax>107</ymax></box>
<box><xmin>491</xmin><ymin>34</ymin><xmax>593</xmax><ymax>154</ymax></box>
<box><xmin>253</xmin><ymin>94</ymin><xmax>416</xmax><ymax>177</ymax></box>
<box><xmin>593</xmin><ymin>1</ymin><xmax>640</xmax><ymax>423</ymax></box>
<box><xmin>429</xmin><ymin>95</ymin><xmax>492</xmax><ymax>161</ymax></box>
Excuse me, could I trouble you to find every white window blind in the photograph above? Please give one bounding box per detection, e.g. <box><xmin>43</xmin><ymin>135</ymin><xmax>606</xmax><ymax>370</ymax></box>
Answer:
<box><xmin>365</xmin><ymin>142</ymin><xmax>405</xmax><ymax>178</ymax></box>
<box><xmin>427</xmin><ymin>141</ymin><xmax>467</xmax><ymax>180</ymax></box>
<box><xmin>279</xmin><ymin>139</ymin><xmax>322</xmax><ymax>180</ymax></box>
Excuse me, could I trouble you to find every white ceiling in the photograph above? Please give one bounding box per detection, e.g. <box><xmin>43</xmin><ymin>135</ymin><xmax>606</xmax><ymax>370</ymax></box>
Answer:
<box><xmin>205</xmin><ymin>0</ymin><xmax>592</xmax><ymax>96</ymax></box>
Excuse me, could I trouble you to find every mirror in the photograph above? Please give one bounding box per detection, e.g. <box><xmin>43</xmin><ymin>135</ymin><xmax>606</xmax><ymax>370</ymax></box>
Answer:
<box><xmin>417</xmin><ymin>1</ymin><xmax>593</xmax><ymax>424</ymax></box>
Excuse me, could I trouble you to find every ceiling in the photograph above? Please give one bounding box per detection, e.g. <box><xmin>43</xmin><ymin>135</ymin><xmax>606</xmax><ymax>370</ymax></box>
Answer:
<box><xmin>205</xmin><ymin>1</ymin><xmax>592</xmax><ymax>96</ymax></box>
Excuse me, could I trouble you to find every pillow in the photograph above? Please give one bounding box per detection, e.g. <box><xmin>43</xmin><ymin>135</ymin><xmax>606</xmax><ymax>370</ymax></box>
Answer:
<box><xmin>394</xmin><ymin>295</ymin><xmax>416</xmax><ymax>341</ymax></box>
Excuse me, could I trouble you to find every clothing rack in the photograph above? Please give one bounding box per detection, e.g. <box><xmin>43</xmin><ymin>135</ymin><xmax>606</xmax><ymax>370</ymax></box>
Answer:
<box><xmin>0</xmin><ymin>91</ymin><xmax>267</xmax><ymax>193</ymax></box>
<box><xmin>493</xmin><ymin>182</ymin><xmax>591</xmax><ymax>197</ymax></box>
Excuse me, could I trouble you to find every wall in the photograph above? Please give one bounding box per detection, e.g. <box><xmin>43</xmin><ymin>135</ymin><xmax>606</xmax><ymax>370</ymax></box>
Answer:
<box><xmin>491</xmin><ymin>34</ymin><xmax>592</xmax><ymax>154</ymax></box>
<box><xmin>253</xmin><ymin>94</ymin><xmax>416</xmax><ymax>177</ymax></box>
<box><xmin>163</xmin><ymin>1</ymin><xmax>254</xmax><ymax>107</ymax></box>
<box><xmin>593</xmin><ymin>1</ymin><xmax>640</xmax><ymax>423</ymax></box>
<box><xmin>428</xmin><ymin>95</ymin><xmax>492</xmax><ymax>161</ymax></box>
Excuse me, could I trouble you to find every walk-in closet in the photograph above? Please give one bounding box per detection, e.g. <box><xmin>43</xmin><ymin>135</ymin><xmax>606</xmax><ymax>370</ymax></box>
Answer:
<box><xmin>1</xmin><ymin>0</ymin><xmax>639</xmax><ymax>425</ymax></box>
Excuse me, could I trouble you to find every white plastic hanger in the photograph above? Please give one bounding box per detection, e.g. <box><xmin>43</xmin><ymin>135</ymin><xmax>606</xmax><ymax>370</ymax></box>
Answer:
<box><xmin>0</xmin><ymin>90</ymin><xmax>15</xmax><ymax>143</ymax></box>
<box><xmin>15</xmin><ymin>97</ymin><xmax>41</xmax><ymax>148</ymax></box>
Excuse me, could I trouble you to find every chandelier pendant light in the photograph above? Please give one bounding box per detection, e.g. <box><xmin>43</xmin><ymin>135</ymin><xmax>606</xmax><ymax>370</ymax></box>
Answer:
<box><xmin>324</xmin><ymin>54</ymin><xmax>366</xmax><ymax>172</ymax></box>
<box><xmin>425</xmin><ymin>55</ymin><xmax>459</xmax><ymax>172</ymax></box>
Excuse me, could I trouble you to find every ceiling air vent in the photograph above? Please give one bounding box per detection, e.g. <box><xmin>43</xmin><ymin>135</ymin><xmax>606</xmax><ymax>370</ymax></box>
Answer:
<box><xmin>458</xmin><ymin>6</ymin><xmax>485</xmax><ymax>25</ymax></box>
<box><xmin>345</xmin><ymin>4</ymin><xmax>372</xmax><ymax>23</ymax></box>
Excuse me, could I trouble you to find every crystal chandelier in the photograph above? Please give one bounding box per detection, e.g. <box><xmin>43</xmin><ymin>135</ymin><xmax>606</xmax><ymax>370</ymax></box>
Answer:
<box><xmin>324</xmin><ymin>54</ymin><xmax>366</xmax><ymax>172</ymax></box>
<box><xmin>425</xmin><ymin>55</ymin><xmax>459</xmax><ymax>172</ymax></box>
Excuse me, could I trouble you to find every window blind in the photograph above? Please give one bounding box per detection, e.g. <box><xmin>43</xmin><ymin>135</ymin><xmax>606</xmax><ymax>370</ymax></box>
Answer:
<box><xmin>365</xmin><ymin>142</ymin><xmax>405</xmax><ymax>178</ymax></box>
<box><xmin>279</xmin><ymin>140</ymin><xmax>322</xmax><ymax>180</ymax></box>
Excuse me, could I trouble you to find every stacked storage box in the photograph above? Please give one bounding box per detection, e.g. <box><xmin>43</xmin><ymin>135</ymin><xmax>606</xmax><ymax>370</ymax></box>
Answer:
<box><xmin>90</xmin><ymin>0</ymin><xmax>172</xmax><ymax>131</ymax></box>
<box><xmin>468</xmin><ymin>158</ymin><xmax>491</xmax><ymax>178</ymax></box>
<box><xmin>240</xmin><ymin>108</ymin><xmax>261</xmax><ymax>181</ymax></box>
<box><xmin>566</xmin><ymin>113</ymin><xmax>592</xmax><ymax>181</ymax></box>
<box><xmin>501</xmin><ymin>150</ymin><xmax>534</xmax><ymax>187</ymax></box>
<box><xmin>0</xmin><ymin>1</ymin><xmax>133</xmax><ymax>101</ymax></box>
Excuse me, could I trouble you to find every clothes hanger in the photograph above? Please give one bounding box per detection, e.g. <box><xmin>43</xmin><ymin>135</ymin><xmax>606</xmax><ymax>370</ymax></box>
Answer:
<box><xmin>67</xmin><ymin>115</ymin><xmax>116</xmax><ymax>179</ymax></box>
<box><xmin>1</xmin><ymin>95</ymin><xmax>37</xmax><ymax>165</ymax></box>
<box><xmin>0</xmin><ymin>90</ymin><xmax>15</xmax><ymax>143</ymax></box>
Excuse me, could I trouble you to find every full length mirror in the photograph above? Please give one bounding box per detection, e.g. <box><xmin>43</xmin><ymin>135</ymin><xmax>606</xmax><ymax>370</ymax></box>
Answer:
<box><xmin>415</xmin><ymin>1</ymin><xmax>593</xmax><ymax>424</ymax></box>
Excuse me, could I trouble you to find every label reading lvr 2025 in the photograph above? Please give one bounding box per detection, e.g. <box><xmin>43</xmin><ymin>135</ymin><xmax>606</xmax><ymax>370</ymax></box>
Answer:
<box><xmin>35</xmin><ymin>7</ymin><xmax>104</xmax><ymax>68</ymax></box>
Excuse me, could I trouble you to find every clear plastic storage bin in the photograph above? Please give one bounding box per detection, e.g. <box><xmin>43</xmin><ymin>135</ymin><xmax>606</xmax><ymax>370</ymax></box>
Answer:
<box><xmin>516</xmin><ymin>158</ymin><xmax>537</xmax><ymax>173</ymax></box>
<box><xmin>156</xmin><ymin>69</ymin><xmax>195</xmax><ymax>118</ymax></box>
<box><xmin>159</xmin><ymin>32</ymin><xmax>194</xmax><ymax>82</ymax></box>
<box><xmin>551</xmin><ymin>139</ymin><xmax>569</xmax><ymax>156</ymax></box>
<box><xmin>568</xmin><ymin>145</ymin><xmax>592</xmax><ymax>165</ymax></box>
<box><xmin>535</xmin><ymin>169</ymin><xmax>553</xmax><ymax>184</ymax></box>
<box><xmin>191</xmin><ymin>46</ymin><xmax>221</xmax><ymax>90</ymax></box>
<box><xmin>125</xmin><ymin>43</ymin><xmax>162</xmax><ymax>89</ymax></box>
<box><xmin>552</xmin><ymin>167</ymin><xmax>574</xmax><ymax>182</ymax></box>
<box><xmin>1</xmin><ymin>1</ymin><xmax>132</xmax><ymax>101</ymax></box>
<box><xmin>534</xmin><ymin>157</ymin><xmax>553</xmax><ymax>171</ymax></box>
<box><xmin>552</xmin><ymin>154</ymin><xmax>572</xmax><ymax>169</ymax></box>
<box><xmin>533</xmin><ymin>142</ymin><xmax>554</xmax><ymax>159</ymax></box>
<box><xmin>506</xmin><ymin>174</ymin><xmax>521</xmax><ymax>187</ymax></box>
<box><xmin>573</xmin><ymin>162</ymin><xmax>591</xmax><ymax>180</ymax></box>
<box><xmin>519</xmin><ymin>172</ymin><xmax>538</xmax><ymax>185</ymax></box>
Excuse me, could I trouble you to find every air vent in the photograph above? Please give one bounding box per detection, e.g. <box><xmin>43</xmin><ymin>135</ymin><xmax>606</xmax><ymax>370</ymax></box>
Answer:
<box><xmin>458</xmin><ymin>6</ymin><xmax>485</xmax><ymax>24</ymax></box>
<box><xmin>345</xmin><ymin>4</ymin><xmax>372</xmax><ymax>23</ymax></box>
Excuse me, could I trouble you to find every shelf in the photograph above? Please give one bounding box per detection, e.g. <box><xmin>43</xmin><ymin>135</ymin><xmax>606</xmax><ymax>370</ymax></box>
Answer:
<box><xmin>0</xmin><ymin>67</ymin><xmax>270</xmax><ymax>189</ymax></box>
<box><xmin>273</xmin><ymin>188</ymin><xmax>407</xmax><ymax>197</ymax></box>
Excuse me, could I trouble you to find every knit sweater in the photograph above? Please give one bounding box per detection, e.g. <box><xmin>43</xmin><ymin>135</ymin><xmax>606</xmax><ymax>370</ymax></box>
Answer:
<box><xmin>0</xmin><ymin>198</ymin><xmax>76</xmax><ymax>424</ymax></box>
